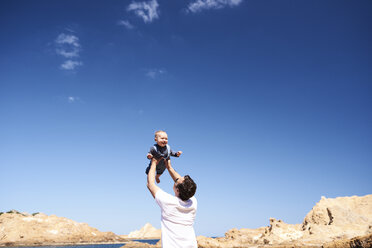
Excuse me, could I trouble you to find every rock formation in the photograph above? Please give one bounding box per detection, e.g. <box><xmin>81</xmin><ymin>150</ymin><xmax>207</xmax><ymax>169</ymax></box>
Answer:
<box><xmin>122</xmin><ymin>223</ymin><xmax>161</xmax><ymax>239</ymax></box>
<box><xmin>0</xmin><ymin>210</ymin><xmax>127</xmax><ymax>246</ymax></box>
<box><xmin>198</xmin><ymin>194</ymin><xmax>372</xmax><ymax>248</ymax></box>
<box><xmin>301</xmin><ymin>195</ymin><xmax>372</xmax><ymax>242</ymax></box>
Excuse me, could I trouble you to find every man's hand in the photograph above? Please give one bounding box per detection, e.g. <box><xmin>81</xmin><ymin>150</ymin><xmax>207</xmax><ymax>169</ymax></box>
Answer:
<box><xmin>176</xmin><ymin>151</ymin><xmax>183</xmax><ymax>157</ymax></box>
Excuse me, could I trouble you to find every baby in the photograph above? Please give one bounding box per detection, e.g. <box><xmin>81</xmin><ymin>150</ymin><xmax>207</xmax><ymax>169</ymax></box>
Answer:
<box><xmin>146</xmin><ymin>130</ymin><xmax>182</xmax><ymax>183</ymax></box>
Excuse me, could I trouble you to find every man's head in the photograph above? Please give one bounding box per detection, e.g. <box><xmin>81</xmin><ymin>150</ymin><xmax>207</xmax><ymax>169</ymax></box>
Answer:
<box><xmin>173</xmin><ymin>175</ymin><xmax>197</xmax><ymax>201</ymax></box>
<box><xmin>154</xmin><ymin>130</ymin><xmax>168</xmax><ymax>147</ymax></box>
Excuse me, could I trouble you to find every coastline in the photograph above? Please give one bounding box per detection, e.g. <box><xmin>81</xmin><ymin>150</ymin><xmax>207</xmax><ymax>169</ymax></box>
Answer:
<box><xmin>2</xmin><ymin>195</ymin><xmax>371</xmax><ymax>248</ymax></box>
<box><xmin>0</xmin><ymin>239</ymin><xmax>160</xmax><ymax>247</ymax></box>
<box><xmin>0</xmin><ymin>241</ymin><xmax>128</xmax><ymax>247</ymax></box>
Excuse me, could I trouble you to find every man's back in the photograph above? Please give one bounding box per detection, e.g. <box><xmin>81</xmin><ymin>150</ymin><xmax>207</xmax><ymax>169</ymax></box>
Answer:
<box><xmin>155</xmin><ymin>189</ymin><xmax>197</xmax><ymax>248</ymax></box>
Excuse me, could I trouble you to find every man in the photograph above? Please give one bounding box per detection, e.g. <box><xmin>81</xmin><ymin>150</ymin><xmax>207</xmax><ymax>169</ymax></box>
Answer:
<box><xmin>147</xmin><ymin>157</ymin><xmax>198</xmax><ymax>248</ymax></box>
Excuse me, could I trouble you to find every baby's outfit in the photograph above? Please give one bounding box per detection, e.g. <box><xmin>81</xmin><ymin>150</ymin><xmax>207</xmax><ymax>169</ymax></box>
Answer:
<box><xmin>146</xmin><ymin>144</ymin><xmax>179</xmax><ymax>175</ymax></box>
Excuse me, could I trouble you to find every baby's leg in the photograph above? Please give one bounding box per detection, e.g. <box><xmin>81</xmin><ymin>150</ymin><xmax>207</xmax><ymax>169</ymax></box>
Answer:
<box><xmin>156</xmin><ymin>174</ymin><xmax>161</xmax><ymax>183</ymax></box>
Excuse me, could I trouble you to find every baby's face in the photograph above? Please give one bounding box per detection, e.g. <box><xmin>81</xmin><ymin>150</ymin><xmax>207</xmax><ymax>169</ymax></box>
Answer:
<box><xmin>155</xmin><ymin>132</ymin><xmax>168</xmax><ymax>147</ymax></box>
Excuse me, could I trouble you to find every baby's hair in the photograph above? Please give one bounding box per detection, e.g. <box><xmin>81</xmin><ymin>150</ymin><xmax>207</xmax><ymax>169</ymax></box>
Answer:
<box><xmin>155</xmin><ymin>130</ymin><xmax>167</xmax><ymax>138</ymax></box>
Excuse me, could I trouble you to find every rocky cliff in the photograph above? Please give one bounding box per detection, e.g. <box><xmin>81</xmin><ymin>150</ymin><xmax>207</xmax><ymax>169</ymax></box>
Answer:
<box><xmin>0</xmin><ymin>210</ymin><xmax>127</xmax><ymax>246</ymax></box>
<box><xmin>301</xmin><ymin>195</ymin><xmax>372</xmax><ymax>242</ymax></box>
<box><xmin>198</xmin><ymin>194</ymin><xmax>372</xmax><ymax>247</ymax></box>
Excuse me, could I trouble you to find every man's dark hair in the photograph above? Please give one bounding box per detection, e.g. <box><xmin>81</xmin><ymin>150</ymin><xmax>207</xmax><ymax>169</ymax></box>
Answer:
<box><xmin>176</xmin><ymin>175</ymin><xmax>197</xmax><ymax>201</ymax></box>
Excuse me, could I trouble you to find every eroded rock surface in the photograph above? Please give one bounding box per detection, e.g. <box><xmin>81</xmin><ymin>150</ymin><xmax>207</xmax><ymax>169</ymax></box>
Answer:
<box><xmin>301</xmin><ymin>195</ymin><xmax>372</xmax><ymax>242</ymax></box>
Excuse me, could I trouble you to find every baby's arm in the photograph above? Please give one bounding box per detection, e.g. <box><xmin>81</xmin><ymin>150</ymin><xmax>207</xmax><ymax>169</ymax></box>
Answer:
<box><xmin>147</xmin><ymin>146</ymin><xmax>157</xmax><ymax>159</ymax></box>
<box><xmin>170</xmin><ymin>148</ymin><xmax>182</xmax><ymax>157</ymax></box>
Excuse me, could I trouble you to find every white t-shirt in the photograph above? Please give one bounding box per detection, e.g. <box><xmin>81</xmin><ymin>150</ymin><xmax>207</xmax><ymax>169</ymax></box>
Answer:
<box><xmin>155</xmin><ymin>189</ymin><xmax>197</xmax><ymax>248</ymax></box>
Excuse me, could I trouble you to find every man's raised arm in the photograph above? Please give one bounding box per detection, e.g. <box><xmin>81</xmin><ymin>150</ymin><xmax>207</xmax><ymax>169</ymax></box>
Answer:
<box><xmin>165</xmin><ymin>159</ymin><xmax>182</xmax><ymax>182</ymax></box>
<box><xmin>147</xmin><ymin>158</ymin><xmax>160</xmax><ymax>198</ymax></box>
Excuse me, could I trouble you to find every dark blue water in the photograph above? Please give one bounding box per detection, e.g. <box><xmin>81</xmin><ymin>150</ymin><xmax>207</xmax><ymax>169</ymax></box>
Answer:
<box><xmin>4</xmin><ymin>241</ymin><xmax>160</xmax><ymax>248</ymax></box>
<box><xmin>131</xmin><ymin>239</ymin><xmax>159</xmax><ymax>245</ymax></box>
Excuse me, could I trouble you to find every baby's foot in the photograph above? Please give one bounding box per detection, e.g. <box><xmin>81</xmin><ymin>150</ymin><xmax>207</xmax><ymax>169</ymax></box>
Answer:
<box><xmin>156</xmin><ymin>175</ymin><xmax>161</xmax><ymax>184</ymax></box>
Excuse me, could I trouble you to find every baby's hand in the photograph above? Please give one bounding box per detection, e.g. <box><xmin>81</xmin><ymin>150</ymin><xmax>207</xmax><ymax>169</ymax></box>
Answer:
<box><xmin>176</xmin><ymin>151</ymin><xmax>183</xmax><ymax>157</ymax></box>
<box><xmin>147</xmin><ymin>153</ymin><xmax>153</xmax><ymax>159</ymax></box>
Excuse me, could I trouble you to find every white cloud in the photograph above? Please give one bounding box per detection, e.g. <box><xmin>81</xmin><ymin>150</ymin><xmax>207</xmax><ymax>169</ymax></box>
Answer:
<box><xmin>127</xmin><ymin>0</ymin><xmax>159</xmax><ymax>23</ymax></box>
<box><xmin>67</xmin><ymin>96</ymin><xmax>81</xmax><ymax>103</ymax></box>
<box><xmin>55</xmin><ymin>32</ymin><xmax>83</xmax><ymax>71</ymax></box>
<box><xmin>118</xmin><ymin>20</ymin><xmax>135</xmax><ymax>29</ymax></box>
<box><xmin>118</xmin><ymin>20</ymin><xmax>134</xmax><ymax>29</ymax></box>
<box><xmin>146</xmin><ymin>68</ymin><xmax>166</xmax><ymax>79</ymax></box>
<box><xmin>68</xmin><ymin>96</ymin><xmax>76</xmax><ymax>103</ymax></box>
<box><xmin>187</xmin><ymin>0</ymin><xmax>242</xmax><ymax>13</ymax></box>
<box><xmin>55</xmin><ymin>33</ymin><xmax>81</xmax><ymax>58</ymax></box>
<box><xmin>55</xmin><ymin>33</ymin><xmax>80</xmax><ymax>47</ymax></box>
<box><xmin>64</xmin><ymin>28</ymin><xmax>76</xmax><ymax>33</ymax></box>
<box><xmin>56</xmin><ymin>48</ymin><xmax>80</xmax><ymax>58</ymax></box>
<box><xmin>60</xmin><ymin>60</ymin><xmax>83</xmax><ymax>70</ymax></box>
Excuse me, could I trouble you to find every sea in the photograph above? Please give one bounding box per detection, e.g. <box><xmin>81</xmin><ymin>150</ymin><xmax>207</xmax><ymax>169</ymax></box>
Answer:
<box><xmin>4</xmin><ymin>241</ymin><xmax>160</xmax><ymax>248</ymax></box>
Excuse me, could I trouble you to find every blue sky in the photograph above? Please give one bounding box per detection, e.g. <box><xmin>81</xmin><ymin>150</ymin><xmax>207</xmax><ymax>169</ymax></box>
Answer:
<box><xmin>1</xmin><ymin>0</ymin><xmax>371</xmax><ymax>237</ymax></box>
